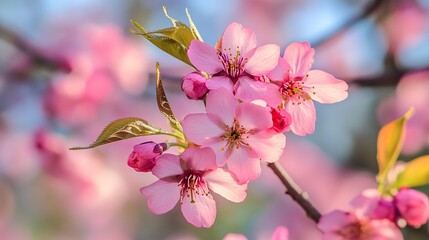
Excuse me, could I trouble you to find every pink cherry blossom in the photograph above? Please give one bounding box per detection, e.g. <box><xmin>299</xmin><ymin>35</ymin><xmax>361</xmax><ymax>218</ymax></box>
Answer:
<box><xmin>266</xmin><ymin>42</ymin><xmax>349</xmax><ymax>136</ymax></box>
<box><xmin>187</xmin><ymin>22</ymin><xmax>280</xmax><ymax>97</ymax></box>
<box><xmin>223</xmin><ymin>226</ymin><xmax>288</xmax><ymax>240</ymax></box>
<box><xmin>351</xmin><ymin>188</ymin><xmax>396</xmax><ymax>221</ymax></box>
<box><xmin>182</xmin><ymin>88</ymin><xmax>286</xmax><ymax>184</ymax></box>
<box><xmin>140</xmin><ymin>147</ymin><xmax>247</xmax><ymax>228</ymax></box>
<box><xmin>317</xmin><ymin>210</ymin><xmax>403</xmax><ymax>240</ymax></box>
<box><xmin>181</xmin><ymin>72</ymin><xmax>209</xmax><ymax>100</ymax></box>
<box><xmin>127</xmin><ymin>141</ymin><xmax>167</xmax><ymax>172</ymax></box>
<box><xmin>394</xmin><ymin>188</ymin><xmax>429</xmax><ymax>227</ymax></box>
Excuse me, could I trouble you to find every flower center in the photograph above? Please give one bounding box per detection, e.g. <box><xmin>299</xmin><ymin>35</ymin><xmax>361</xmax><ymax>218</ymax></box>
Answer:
<box><xmin>217</xmin><ymin>46</ymin><xmax>248</xmax><ymax>79</ymax></box>
<box><xmin>221</xmin><ymin>119</ymin><xmax>251</xmax><ymax>151</ymax></box>
<box><xmin>336</xmin><ymin>221</ymin><xmax>369</xmax><ymax>239</ymax></box>
<box><xmin>280</xmin><ymin>79</ymin><xmax>312</xmax><ymax>105</ymax></box>
<box><xmin>178</xmin><ymin>171</ymin><xmax>209</xmax><ymax>204</ymax></box>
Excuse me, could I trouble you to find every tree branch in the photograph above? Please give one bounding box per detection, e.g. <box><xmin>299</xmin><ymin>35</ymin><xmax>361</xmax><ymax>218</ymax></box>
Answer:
<box><xmin>0</xmin><ymin>24</ymin><xmax>71</xmax><ymax>72</ymax></box>
<box><xmin>312</xmin><ymin>0</ymin><xmax>386</xmax><ymax>48</ymax></box>
<box><xmin>267</xmin><ymin>162</ymin><xmax>322</xmax><ymax>223</ymax></box>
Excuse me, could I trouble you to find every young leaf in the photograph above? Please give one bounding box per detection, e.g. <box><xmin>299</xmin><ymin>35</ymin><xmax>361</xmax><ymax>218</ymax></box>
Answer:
<box><xmin>155</xmin><ymin>63</ymin><xmax>184</xmax><ymax>138</ymax></box>
<box><xmin>185</xmin><ymin>8</ymin><xmax>203</xmax><ymax>41</ymax></box>
<box><xmin>377</xmin><ymin>108</ymin><xmax>414</xmax><ymax>182</ymax></box>
<box><xmin>130</xmin><ymin>20</ymin><xmax>193</xmax><ymax>66</ymax></box>
<box><xmin>393</xmin><ymin>155</ymin><xmax>429</xmax><ymax>188</ymax></box>
<box><xmin>162</xmin><ymin>6</ymin><xmax>187</xmax><ymax>28</ymax></box>
<box><xmin>70</xmin><ymin>117</ymin><xmax>174</xmax><ymax>150</ymax></box>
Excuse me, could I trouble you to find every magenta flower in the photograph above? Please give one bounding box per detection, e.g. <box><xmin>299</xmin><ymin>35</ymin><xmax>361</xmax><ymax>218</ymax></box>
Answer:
<box><xmin>267</xmin><ymin>42</ymin><xmax>349</xmax><ymax>136</ymax></box>
<box><xmin>182</xmin><ymin>88</ymin><xmax>286</xmax><ymax>184</ymax></box>
<box><xmin>181</xmin><ymin>72</ymin><xmax>209</xmax><ymax>100</ymax></box>
<box><xmin>127</xmin><ymin>141</ymin><xmax>167</xmax><ymax>172</ymax></box>
<box><xmin>140</xmin><ymin>147</ymin><xmax>247</xmax><ymax>228</ymax></box>
<box><xmin>394</xmin><ymin>188</ymin><xmax>429</xmax><ymax>227</ymax></box>
<box><xmin>187</xmin><ymin>22</ymin><xmax>280</xmax><ymax>95</ymax></box>
<box><xmin>317</xmin><ymin>210</ymin><xmax>403</xmax><ymax>240</ymax></box>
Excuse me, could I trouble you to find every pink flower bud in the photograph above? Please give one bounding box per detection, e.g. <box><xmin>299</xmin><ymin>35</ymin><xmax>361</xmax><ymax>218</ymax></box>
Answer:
<box><xmin>181</xmin><ymin>72</ymin><xmax>208</xmax><ymax>100</ymax></box>
<box><xmin>351</xmin><ymin>188</ymin><xmax>396</xmax><ymax>221</ymax></box>
<box><xmin>127</xmin><ymin>141</ymin><xmax>166</xmax><ymax>172</ymax></box>
<box><xmin>270</xmin><ymin>108</ymin><xmax>291</xmax><ymax>133</ymax></box>
<box><xmin>394</xmin><ymin>188</ymin><xmax>429</xmax><ymax>227</ymax></box>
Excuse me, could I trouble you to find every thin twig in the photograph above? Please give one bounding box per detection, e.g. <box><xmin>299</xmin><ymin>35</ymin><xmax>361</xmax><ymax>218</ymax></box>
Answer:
<box><xmin>267</xmin><ymin>162</ymin><xmax>322</xmax><ymax>223</ymax></box>
<box><xmin>0</xmin><ymin>24</ymin><xmax>70</xmax><ymax>72</ymax></box>
<box><xmin>312</xmin><ymin>0</ymin><xmax>385</xmax><ymax>48</ymax></box>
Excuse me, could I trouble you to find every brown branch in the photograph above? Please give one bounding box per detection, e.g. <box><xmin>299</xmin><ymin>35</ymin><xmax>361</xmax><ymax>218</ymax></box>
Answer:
<box><xmin>267</xmin><ymin>162</ymin><xmax>322</xmax><ymax>223</ymax></box>
<box><xmin>312</xmin><ymin>0</ymin><xmax>386</xmax><ymax>48</ymax></box>
<box><xmin>0</xmin><ymin>24</ymin><xmax>71</xmax><ymax>72</ymax></box>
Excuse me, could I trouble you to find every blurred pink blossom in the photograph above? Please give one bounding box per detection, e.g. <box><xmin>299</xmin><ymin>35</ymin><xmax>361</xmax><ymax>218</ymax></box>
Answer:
<box><xmin>43</xmin><ymin>24</ymin><xmax>148</xmax><ymax>126</ymax></box>
<box><xmin>378</xmin><ymin>70</ymin><xmax>429</xmax><ymax>154</ymax></box>
<box><xmin>382</xmin><ymin>0</ymin><xmax>429</xmax><ymax>57</ymax></box>
<box><xmin>317</xmin><ymin>210</ymin><xmax>403</xmax><ymax>240</ymax></box>
<box><xmin>351</xmin><ymin>188</ymin><xmax>396</xmax><ymax>221</ymax></box>
<box><xmin>223</xmin><ymin>225</ymin><xmax>288</xmax><ymax>240</ymax></box>
<box><xmin>394</xmin><ymin>188</ymin><xmax>429</xmax><ymax>227</ymax></box>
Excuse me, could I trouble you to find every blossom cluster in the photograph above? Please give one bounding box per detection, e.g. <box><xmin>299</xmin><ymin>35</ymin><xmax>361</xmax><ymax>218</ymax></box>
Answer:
<box><xmin>127</xmin><ymin>22</ymin><xmax>348</xmax><ymax>227</ymax></box>
<box><xmin>318</xmin><ymin>188</ymin><xmax>429</xmax><ymax>240</ymax></box>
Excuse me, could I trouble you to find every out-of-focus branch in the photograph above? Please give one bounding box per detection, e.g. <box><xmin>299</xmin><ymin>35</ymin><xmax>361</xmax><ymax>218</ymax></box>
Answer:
<box><xmin>267</xmin><ymin>162</ymin><xmax>322</xmax><ymax>223</ymax></box>
<box><xmin>0</xmin><ymin>24</ymin><xmax>71</xmax><ymax>72</ymax></box>
<box><xmin>312</xmin><ymin>0</ymin><xmax>386</xmax><ymax>48</ymax></box>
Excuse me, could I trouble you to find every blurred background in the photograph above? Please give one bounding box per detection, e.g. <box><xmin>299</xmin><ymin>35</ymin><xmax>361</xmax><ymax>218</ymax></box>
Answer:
<box><xmin>1</xmin><ymin>0</ymin><xmax>429</xmax><ymax>239</ymax></box>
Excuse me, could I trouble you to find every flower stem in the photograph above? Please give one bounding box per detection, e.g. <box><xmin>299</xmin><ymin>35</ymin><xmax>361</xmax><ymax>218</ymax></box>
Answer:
<box><xmin>267</xmin><ymin>162</ymin><xmax>321</xmax><ymax>223</ymax></box>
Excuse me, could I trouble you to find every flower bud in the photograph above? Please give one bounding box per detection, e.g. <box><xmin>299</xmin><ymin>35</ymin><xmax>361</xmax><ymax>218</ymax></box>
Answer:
<box><xmin>181</xmin><ymin>72</ymin><xmax>209</xmax><ymax>100</ymax></box>
<box><xmin>351</xmin><ymin>189</ymin><xmax>396</xmax><ymax>221</ymax></box>
<box><xmin>394</xmin><ymin>188</ymin><xmax>429</xmax><ymax>227</ymax></box>
<box><xmin>270</xmin><ymin>108</ymin><xmax>291</xmax><ymax>133</ymax></box>
<box><xmin>127</xmin><ymin>141</ymin><xmax>167</xmax><ymax>172</ymax></box>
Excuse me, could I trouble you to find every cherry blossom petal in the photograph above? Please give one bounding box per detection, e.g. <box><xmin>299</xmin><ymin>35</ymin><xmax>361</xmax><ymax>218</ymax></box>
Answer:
<box><xmin>235</xmin><ymin>102</ymin><xmax>272</xmax><ymax>130</ymax></box>
<box><xmin>223</xmin><ymin>233</ymin><xmax>248</xmax><ymax>240</ymax></box>
<box><xmin>206</xmin><ymin>88</ymin><xmax>237</xmax><ymax>125</ymax></box>
<box><xmin>245</xmin><ymin>44</ymin><xmax>280</xmax><ymax>76</ymax></box>
<box><xmin>210</xmin><ymin>140</ymin><xmax>231</xmax><ymax>166</ymax></box>
<box><xmin>228</xmin><ymin>148</ymin><xmax>261</xmax><ymax>184</ymax></box>
<box><xmin>205</xmin><ymin>168</ymin><xmax>247</xmax><ymax>202</ymax></box>
<box><xmin>235</xmin><ymin>77</ymin><xmax>282</xmax><ymax>107</ymax></box>
<box><xmin>181</xmin><ymin>147</ymin><xmax>217</xmax><ymax>172</ymax></box>
<box><xmin>267</xmin><ymin>57</ymin><xmax>289</xmax><ymax>82</ymax></box>
<box><xmin>317</xmin><ymin>210</ymin><xmax>357</xmax><ymax>233</ymax></box>
<box><xmin>188</xmin><ymin>40</ymin><xmax>223</xmax><ymax>74</ymax></box>
<box><xmin>304</xmin><ymin>70</ymin><xmax>348</xmax><ymax>104</ymax></box>
<box><xmin>206</xmin><ymin>75</ymin><xmax>234</xmax><ymax>92</ymax></box>
<box><xmin>181</xmin><ymin>193</ymin><xmax>216</xmax><ymax>228</ymax></box>
<box><xmin>271</xmin><ymin>226</ymin><xmax>289</xmax><ymax>240</ymax></box>
<box><xmin>220</xmin><ymin>22</ymin><xmax>257</xmax><ymax>56</ymax></box>
<box><xmin>369</xmin><ymin>219</ymin><xmax>404</xmax><ymax>240</ymax></box>
<box><xmin>246</xmin><ymin>133</ymin><xmax>286</xmax><ymax>163</ymax></box>
<box><xmin>151</xmin><ymin>154</ymin><xmax>183</xmax><ymax>179</ymax></box>
<box><xmin>140</xmin><ymin>180</ymin><xmax>180</xmax><ymax>214</ymax></box>
<box><xmin>285</xmin><ymin>99</ymin><xmax>316</xmax><ymax>136</ymax></box>
<box><xmin>182</xmin><ymin>113</ymin><xmax>224</xmax><ymax>145</ymax></box>
<box><xmin>283</xmin><ymin>42</ymin><xmax>314</xmax><ymax>78</ymax></box>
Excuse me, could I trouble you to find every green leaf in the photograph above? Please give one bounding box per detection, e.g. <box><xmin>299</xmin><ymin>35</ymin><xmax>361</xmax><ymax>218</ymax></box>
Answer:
<box><xmin>377</xmin><ymin>108</ymin><xmax>414</xmax><ymax>186</ymax></box>
<box><xmin>155</xmin><ymin>63</ymin><xmax>185</xmax><ymax>140</ymax></box>
<box><xmin>162</xmin><ymin>6</ymin><xmax>187</xmax><ymax>28</ymax></box>
<box><xmin>131</xmin><ymin>20</ymin><xmax>193</xmax><ymax>66</ymax></box>
<box><xmin>393</xmin><ymin>155</ymin><xmax>429</xmax><ymax>188</ymax></box>
<box><xmin>70</xmin><ymin>117</ymin><xmax>174</xmax><ymax>150</ymax></box>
